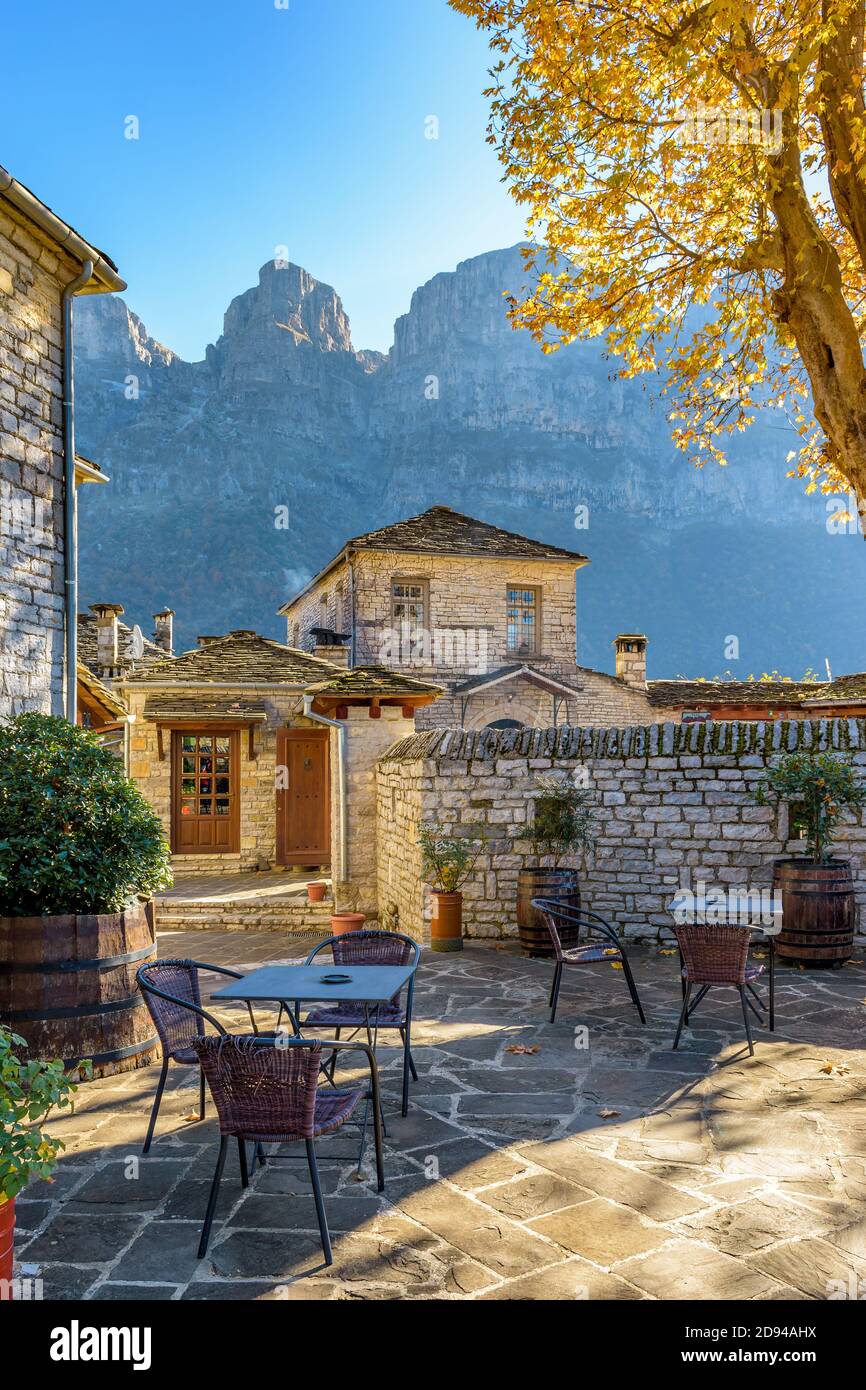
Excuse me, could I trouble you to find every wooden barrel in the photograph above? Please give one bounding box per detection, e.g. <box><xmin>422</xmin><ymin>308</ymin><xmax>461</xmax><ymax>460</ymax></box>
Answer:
<box><xmin>0</xmin><ymin>902</ymin><xmax>159</xmax><ymax>1077</ymax></box>
<box><xmin>773</xmin><ymin>859</ymin><xmax>855</xmax><ymax>966</ymax></box>
<box><xmin>517</xmin><ymin>868</ymin><xmax>581</xmax><ymax>957</ymax></box>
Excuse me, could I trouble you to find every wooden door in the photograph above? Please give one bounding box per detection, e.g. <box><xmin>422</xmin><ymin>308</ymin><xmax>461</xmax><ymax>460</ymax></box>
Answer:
<box><xmin>276</xmin><ymin>729</ymin><xmax>330</xmax><ymax>866</ymax></box>
<box><xmin>171</xmin><ymin>729</ymin><xmax>240</xmax><ymax>853</ymax></box>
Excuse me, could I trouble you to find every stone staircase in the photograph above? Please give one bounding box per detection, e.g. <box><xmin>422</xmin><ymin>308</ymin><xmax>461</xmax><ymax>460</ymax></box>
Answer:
<box><xmin>154</xmin><ymin>871</ymin><xmax>334</xmax><ymax>936</ymax></box>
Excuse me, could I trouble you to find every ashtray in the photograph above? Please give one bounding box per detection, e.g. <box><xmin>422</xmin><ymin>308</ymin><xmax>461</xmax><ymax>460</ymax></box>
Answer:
<box><xmin>319</xmin><ymin>972</ymin><xmax>352</xmax><ymax>984</ymax></box>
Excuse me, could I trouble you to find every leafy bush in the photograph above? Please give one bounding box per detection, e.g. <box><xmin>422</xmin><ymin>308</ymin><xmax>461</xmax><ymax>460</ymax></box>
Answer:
<box><xmin>0</xmin><ymin>1025</ymin><xmax>90</xmax><ymax>1203</ymax></box>
<box><xmin>755</xmin><ymin>751</ymin><xmax>866</xmax><ymax>864</ymax></box>
<box><xmin>0</xmin><ymin>713</ymin><xmax>172</xmax><ymax>916</ymax></box>
<box><xmin>530</xmin><ymin>774</ymin><xmax>597</xmax><ymax>862</ymax></box>
<box><xmin>418</xmin><ymin>823</ymin><xmax>482</xmax><ymax>892</ymax></box>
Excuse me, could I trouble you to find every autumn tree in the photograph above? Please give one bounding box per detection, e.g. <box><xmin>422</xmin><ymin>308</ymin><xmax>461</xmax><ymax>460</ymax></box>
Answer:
<box><xmin>450</xmin><ymin>0</ymin><xmax>866</xmax><ymax>521</ymax></box>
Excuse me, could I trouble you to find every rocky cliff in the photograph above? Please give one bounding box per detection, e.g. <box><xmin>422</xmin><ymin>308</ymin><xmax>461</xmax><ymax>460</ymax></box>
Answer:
<box><xmin>74</xmin><ymin>245</ymin><xmax>866</xmax><ymax>678</ymax></box>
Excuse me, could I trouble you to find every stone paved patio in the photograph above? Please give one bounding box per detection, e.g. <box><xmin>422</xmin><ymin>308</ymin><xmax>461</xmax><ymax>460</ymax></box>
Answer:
<box><xmin>14</xmin><ymin>929</ymin><xmax>866</xmax><ymax>1301</ymax></box>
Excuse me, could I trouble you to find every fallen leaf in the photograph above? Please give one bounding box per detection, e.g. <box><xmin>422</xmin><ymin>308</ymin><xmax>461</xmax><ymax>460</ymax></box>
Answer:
<box><xmin>610</xmin><ymin>962</ymin><xmax>623</xmax><ymax>971</ymax></box>
<box><xmin>505</xmin><ymin>1044</ymin><xmax>540</xmax><ymax>1055</ymax></box>
<box><xmin>183</xmin><ymin>1111</ymin><xmax>202</xmax><ymax>1123</ymax></box>
<box><xmin>659</xmin><ymin>948</ymin><xmax>678</xmax><ymax>956</ymax></box>
<box><xmin>819</xmin><ymin>1062</ymin><xmax>850</xmax><ymax>1077</ymax></box>
<box><xmin>598</xmin><ymin>1108</ymin><xmax>620</xmax><ymax>1119</ymax></box>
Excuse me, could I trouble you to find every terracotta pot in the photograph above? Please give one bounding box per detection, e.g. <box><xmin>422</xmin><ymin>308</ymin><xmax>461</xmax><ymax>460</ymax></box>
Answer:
<box><xmin>307</xmin><ymin>882</ymin><xmax>327</xmax><ymax>903</ymax></box>
<box><xmin>516</xmin><ymin>867</ymin><xmax>581</xmax><ymax>957</ymax></box>
<box><xmin>330</xmin><ymin>912</ymin><xmax>366</xmax><ymax>936</ymax></box>
<box><xmin>773</xmin><ymin>858</ymin><xmax>854</xmax><ymax>966</ymax></box>
<box><xmin>0</xmin><ymin>1198</ymin><xmax>14</xmax><ymax>1298</ymax></box>
<box><xmin>430</xmin><ymin>890</ymin><xmax>463</xmax><ymax>953</ymax></box>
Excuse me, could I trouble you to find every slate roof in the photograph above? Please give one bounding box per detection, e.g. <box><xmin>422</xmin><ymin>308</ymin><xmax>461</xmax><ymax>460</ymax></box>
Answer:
<box><xmin>305</xmin><ymin>665</ymin><xmax>442</xmax><ymax>697</ymax></box>
<box><xmin>77</xmin><ymin>612</ymin><xmax>163</xmax><ymax>673</ymax></box>
<box><xmin>127</xmin><ymin>630</ymin><xmax>342</xmax><ymax>686</ymax></box>
<box><xmin>647</xmin><ymin>678</ymin><xmax>866</xmax><ymax>708</ymax></box>
<box><xmin>279</xmin><ymin>505</ymin><xmax>589</xmax><ymax>612</ymax></box>
<box><xmin>453</xmin><ymin>663</ymin><xmax>586</xmax><ymax>697</ymax></box>
<box><xmin>76</xmin><ymin>663</ymin><xmax>128</xmax><ymax>719</ymax></box>
<box><xmin>142</xmin><ymin>696</ymin><xmax>268</xmax><ymax>721</ymax></box>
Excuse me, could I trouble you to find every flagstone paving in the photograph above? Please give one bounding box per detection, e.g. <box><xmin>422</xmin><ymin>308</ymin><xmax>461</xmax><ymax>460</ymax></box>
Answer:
<box><xmin>13</xmin><ymin>929</ymin><xmax>866</xmax><ymax>1300</ymax></box>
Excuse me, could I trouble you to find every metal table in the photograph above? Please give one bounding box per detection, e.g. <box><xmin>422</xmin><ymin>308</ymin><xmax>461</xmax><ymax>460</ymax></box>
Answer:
<box><xmin>211</xmin><ymin>962</ymin><xmax>415</xmax><ymax>1035</ymax></box>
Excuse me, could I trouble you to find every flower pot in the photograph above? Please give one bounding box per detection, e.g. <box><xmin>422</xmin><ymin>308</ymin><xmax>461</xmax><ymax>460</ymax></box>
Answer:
<box><xmin>307</xmin><ymin>882</ymin><xmax>327</xmax><ymax>903</ymax></box>
<box><xmin>330</xmin><ymin>912</ymin><xmax>366</xmax><ymax>936</ymax></box>
<box><xmin>0</xmin><ymin>1198</ymin><xmax>14</xmax><ymax>1299</ymax></box>
<box><xmin>430</xmin><ymin>890</ymin><xmax>463</xmax><ymax>952</ymax></box>
<box><xmin>0</xmin><ymin>901</ymin><xmax>159</xmax><ymax>1078</ymax></box>
<box><xmin>517</xmin><ymin>867</ymin><xmax>581</xmax><ymax>957</ymax></box>
<box><xmin>772</xmin><ymin>858</ymin><xmax>855</xmax><ymax>966</ymax></box>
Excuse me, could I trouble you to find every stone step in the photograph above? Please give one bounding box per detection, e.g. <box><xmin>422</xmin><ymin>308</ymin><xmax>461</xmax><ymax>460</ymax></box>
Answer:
<box><xmin>154</xmin><ymin>897</ymin><xmax>334</xmax><ymax>935</ymax></box>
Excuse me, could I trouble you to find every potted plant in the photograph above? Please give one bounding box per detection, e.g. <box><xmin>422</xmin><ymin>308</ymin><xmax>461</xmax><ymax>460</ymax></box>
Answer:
<box><xmin>0</xmin><ymin>714</ymin><xmax>172</xmax><ymax>1076</ymax></box>
<box><xmin>516</xmin><ymin>774</ymin><xmax>598</xmax><ymax>957</ymax></box>
<box><xmin>329</xmin><ymin>881</ymin><xmax>366</xmax><ymax>935</ymax></box>
<box><xmin>0</xmin><ymin>1025</ymin><xmax>90</xmax><ymax>1298</ymax></box>
<box><xmin>307</xmin><ymin>881</ymin><xmax>327</xmax><ymax>903</ymax></box>
<box><xmin>419</xmin><ymin>823</ymin><xmax>483</xmax><ymax>952</ymax></box>
<box><xmin>755</xmin><ymin>751</ymin><xmax>866</xmax><ymax>965</ymax></box>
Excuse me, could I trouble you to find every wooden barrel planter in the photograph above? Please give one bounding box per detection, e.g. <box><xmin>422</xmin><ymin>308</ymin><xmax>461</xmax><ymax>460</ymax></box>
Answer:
<box><xmin>517</xmin><ymin>868</ymin><xmax>581</xmax><ymax>957</ymax></box>
<box><xmin>0</xmin><ymin>901</ymin><xmax>159</xmax><ymax>1077</ymax></box>
<box><xmin>772</xmin><ymin>859</ymin><xmax>855</xmax><ymax>966</ymax></box>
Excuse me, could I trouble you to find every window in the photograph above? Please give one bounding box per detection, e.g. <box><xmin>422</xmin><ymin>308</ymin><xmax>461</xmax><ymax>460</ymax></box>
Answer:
<box><xmin>391</xmin><ymin>578</ymin><xmax>427</xmax><ymax>631</ymax></box>
<box><xmin>507</xmin><ymin>586</ymin><xmax>540</xmax><ymax>655</ymax></box>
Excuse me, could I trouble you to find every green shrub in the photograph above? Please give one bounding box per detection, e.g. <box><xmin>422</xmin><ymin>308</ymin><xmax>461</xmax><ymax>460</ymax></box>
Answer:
<box><xmin>755</xmin><ymin>750</ymin><xmax>866</xmax><ymax>864</ymax></box>
<box><xmin>0</xmin><ymin>1025</ymin><xmax>90</xmax><ymax>1203</ymax></box>
<box><xmin>530</xmin><ymin>774</ymin><xmax>597</xmax><ymax>863</ymax></box>
<box><xmin>418</xmin><ymin>823</ymin><xmax>483</xmax><ymax>892</ymax></box>
<box><xmin>0</xmin><ymin>713</ymin><xmax>172</xmax><ymax>916</ymax></box>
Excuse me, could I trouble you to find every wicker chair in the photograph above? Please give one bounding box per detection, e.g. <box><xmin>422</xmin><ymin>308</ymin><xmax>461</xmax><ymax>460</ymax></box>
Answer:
<box><xmin>193</xmin><ymin>1034</ymin><xmax>384</xmax><ymax>1263</ymax></box>
<box><xmin>672</xmin><ymin>923</ymin><xmax>766</xmax><ymax>1056</ymax></box>
<box><xmin>295</xmin><ymin>930</ymin><xmax>420</xmax><ymax>1116</ymax></box>
<box><xmin>531</xmin><ymin>898</ymin><xmax>646</xmax><ymax>1025</ymax></box>
<box><xmin>136</xmin><ymin>959</ymin><xmax>262</xmax><ymax>1154</ymax></box>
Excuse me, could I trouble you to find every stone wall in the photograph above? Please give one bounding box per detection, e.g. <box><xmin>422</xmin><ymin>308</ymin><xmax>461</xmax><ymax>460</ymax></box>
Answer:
<box><xmin>0</xmin><ymin>201</ymin><xmax>79</xmax><ymax>718</ymax></box>
<box><xmin>337</xmin><ymin>703</ymin><xmax>416</xmax><ymax>918</ymax></box>
<box><xmin>376</xmin><ymin>718</ymin><xmax>866</xmax><ymax>943</ymax></box>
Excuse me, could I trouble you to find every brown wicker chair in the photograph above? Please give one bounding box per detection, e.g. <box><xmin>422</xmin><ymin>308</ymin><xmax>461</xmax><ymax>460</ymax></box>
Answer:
<box><xmin>672</xmin><ymin>923</ymin><xmax>766</xmax><ymax>1056</ymax></box>
<box><xmin>296</xmin><ymin>930</ymin><xmax>420</xmax><ymax>1116</ymax></box>
<box><xmin>192</xmin><ymin>1034</ymin><xmax>384</xmax><ymax>1263</ymax></box>
<box><xmin>136</xmin><ymin>959</ymin><xmax>262</xmax><ymax>1154</ymax></box>
<box><xmin>532</xmin><ymin>898</ymin><xmax>646</xmax><ymax>1024</ymax></box>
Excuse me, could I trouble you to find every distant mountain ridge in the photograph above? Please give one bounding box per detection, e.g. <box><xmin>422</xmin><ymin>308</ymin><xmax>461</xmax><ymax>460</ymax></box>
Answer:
<box><xmin>74</xmin><ymin>245</ymin><xmax>866</xmax><ymax>678</ymax></box>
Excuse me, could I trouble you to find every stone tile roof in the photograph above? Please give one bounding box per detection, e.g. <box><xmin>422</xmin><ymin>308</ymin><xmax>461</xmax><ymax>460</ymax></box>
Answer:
<box><xmin>76</xmin><ymin>663</ymin><xmax>128</xmax><ymax>719</ymax></box>
<box><xmin>127</xmin><ymin>630</ymin><xmax>341</xmax><ymax>686</ymax></box>
<box><xmin>77</xmin><ymin>612</ymin><xmax>163</xmax><ymax>673</ymax></box>
<box><xmin>646</xmin><ymin>677</ymin><xmax>866</xmax><ymax>708</ymax></box>
<box><xmin>142</xmin><ymin>696</ymin><xmax>268</xmax><ymax>721</ymax></box>
<box><xmin>344</xmin><ymin>505</ymin><xmax>589</xmax><ymax>562</ymax></box>
<box><xmin>305</xmin><ymin>665</ymin><xmax>442</xmax><ymax>697</ymax></box>
<box><xmin>454</xmin><ymin>663</ymin><xmax>586</xmax><ymax>697</ymax></box>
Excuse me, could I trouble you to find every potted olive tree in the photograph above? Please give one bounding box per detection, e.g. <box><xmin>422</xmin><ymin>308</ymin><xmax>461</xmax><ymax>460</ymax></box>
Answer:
<box><xmin>0</xmin><ymin>1025</ymin><xmax>89</xmax><ymax>1298</ymax></box>
<box><xmin>755</xmin><ymin>751</ymin><xmax>866</xmax><ymax>965</ymax></box>
<box><xmin>516</xmin><ymin>774</ymin><xmax>598</xmax><ymax>957</ymax></box>
<box><xmin>0</xmin><ymin>714</ymin><xmax>172</xmax><ymax>1075</ymax></box>
<box><xmin>419</xmin><ymin>823</ymin><xmax>483</xmax><ymax>952</ymax></box>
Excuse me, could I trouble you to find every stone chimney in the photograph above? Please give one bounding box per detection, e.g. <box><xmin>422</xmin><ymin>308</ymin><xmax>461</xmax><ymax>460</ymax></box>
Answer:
<box><xmin>314</xmin><ymin>643</ymin><xmax>350</xmax><ymax>668</ymax></box>
<box><xmin>90</xmin><ymin>603</ymin><xmax>124</xmax><ymax>673</ymax></box>
<box><xmin>152</xmin><ymin>608</ymin><xmax>174</xmax><ymax>656</ymax></box>
<box><xmin>613</xmin><ymin>633</ymin><xmax>648</xmax><ymax>688</ymax></box>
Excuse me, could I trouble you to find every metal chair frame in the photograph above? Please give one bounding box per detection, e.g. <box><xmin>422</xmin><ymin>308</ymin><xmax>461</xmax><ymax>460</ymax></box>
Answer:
<box><xmin>136</xmin><ymin>959</ymin><xmax>262</xmax><ymax>1154</ymax></box>
<box><xmin>292</xmin><ymin>930</ymin><xmax>421</xmax><ymax>1116</ymax></box>
<box><xmin>531</xmin><ymin>898</ymin><xmax>646</xmax><ymax>1025</ymax></box>
<box><xmin>193</xmin><ymin>1034</ymin><xmax>384</xmax><ymax>1265</ymax></box>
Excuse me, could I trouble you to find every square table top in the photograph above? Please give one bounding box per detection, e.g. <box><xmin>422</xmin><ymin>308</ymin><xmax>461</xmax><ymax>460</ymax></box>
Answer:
<box><xmin>211</xmin><ymin>962</ymin><xmax>415</xmax><ymax>1006</ymax></box>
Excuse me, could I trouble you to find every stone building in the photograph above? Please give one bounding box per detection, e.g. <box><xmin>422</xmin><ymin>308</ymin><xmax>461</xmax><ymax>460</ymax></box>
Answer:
<box><xmin>0</xmin><ymin>164</ymin><xmax>125</xmax><ymax>720</ymax></box>
<box><xmin>279</xmin><ymin>504</ymin><xmax>866</xmax><ymax>731</ymax></box>
<box><xmin>117</xmin><ymin>629</ymin><xmax>437</xmax><ymax>898</ymax></box>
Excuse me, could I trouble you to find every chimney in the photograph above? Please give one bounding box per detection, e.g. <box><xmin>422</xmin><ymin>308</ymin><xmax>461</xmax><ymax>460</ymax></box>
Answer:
<box><xmin>315</xmin><ymin>644</ymin><xmax>350</xmax><ymax>668</ymax></box>
<box><xmin>613</xmin><ymin>633</ymin><xmax>648</xmax><ymax>688</ymax></box>
<box><xmin>152</xmin><ymin>608</ymin><xmax>174</xmax><ymax>656</ymax></box>
<box><xmin>89</xmin><ymin>602</ymin><xmax>124</xmax><ymax>673</ymax></box>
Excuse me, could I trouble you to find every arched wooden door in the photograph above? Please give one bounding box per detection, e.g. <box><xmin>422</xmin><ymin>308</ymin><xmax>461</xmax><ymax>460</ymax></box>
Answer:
<box><xmin>276</xmin><ymin>728</ymin><xmax>330</xmax><ymax>867</ymax></box>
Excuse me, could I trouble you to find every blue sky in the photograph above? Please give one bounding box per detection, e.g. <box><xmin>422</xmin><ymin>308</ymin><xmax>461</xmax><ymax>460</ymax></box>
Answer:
<box><xmin>0</xmin><ymin>0</ymin><xmax>523</xmax><ymax>359</ymax></box>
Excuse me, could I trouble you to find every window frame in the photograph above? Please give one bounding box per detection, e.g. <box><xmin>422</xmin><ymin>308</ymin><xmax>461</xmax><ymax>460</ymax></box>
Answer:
<box><xmin>506</xmin><ymin>583</ymin><xmax>542</xmax><ymax>657</ymax></box>
<box><xmin>390</xmin><ymin>575</ymin><xmax>430</xmax><ymax>634</ymax></box>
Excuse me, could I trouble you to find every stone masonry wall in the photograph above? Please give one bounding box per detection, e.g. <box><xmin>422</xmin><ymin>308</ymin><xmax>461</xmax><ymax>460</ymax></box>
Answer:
<box><xmin>376</xmin><ymin>719</ymin><xmax>866</xmax><ymax>943</ymax></box>
<box><xmin>0</xmin><ymin>201</ymin><xmax>81</xmax><ymax>718</ymax></box>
